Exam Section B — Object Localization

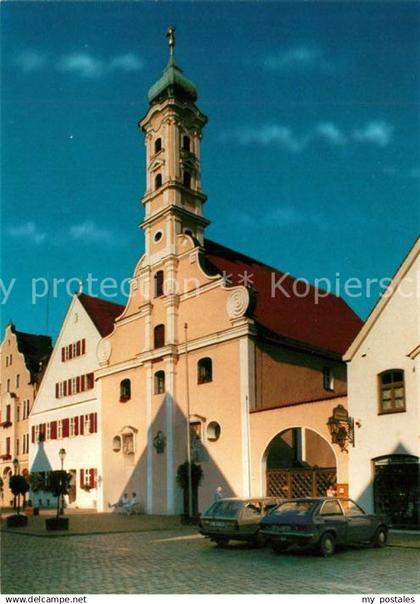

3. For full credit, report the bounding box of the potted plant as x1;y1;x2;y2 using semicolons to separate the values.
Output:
45;470;72;531
7;474;29;527
176;461;203;524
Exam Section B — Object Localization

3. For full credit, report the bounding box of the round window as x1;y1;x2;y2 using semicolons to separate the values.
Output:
153;231;163;243
112;436;122;452
207;421;221;442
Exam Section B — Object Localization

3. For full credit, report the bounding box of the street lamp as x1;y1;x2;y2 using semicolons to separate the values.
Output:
58;448;66;516
59;448;66;468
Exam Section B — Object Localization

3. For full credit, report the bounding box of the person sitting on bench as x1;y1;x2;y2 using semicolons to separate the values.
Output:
123;492;140;515
109;493;129;511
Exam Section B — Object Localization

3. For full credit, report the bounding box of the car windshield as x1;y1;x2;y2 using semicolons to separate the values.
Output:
204;500;243;518
271;501;316;516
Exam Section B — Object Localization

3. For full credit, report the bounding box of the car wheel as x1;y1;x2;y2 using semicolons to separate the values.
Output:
214;537;229;546
272;541;288;554
319;532;335;557
252;531;266;548
372;527;388;548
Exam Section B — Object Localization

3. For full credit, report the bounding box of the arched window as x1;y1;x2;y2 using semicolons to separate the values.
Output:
154;371;165;394
154;138;162;153
155;173;162;190
154;324;165;348
183;171;191;188
112;436;122;452
379;370;405;414
198;357;212;384
207;421;221;442
182;135;191;152
120;379;131;402
154;270;164;297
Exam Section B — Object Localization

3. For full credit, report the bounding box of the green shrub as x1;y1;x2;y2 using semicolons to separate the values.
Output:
176;462;203;489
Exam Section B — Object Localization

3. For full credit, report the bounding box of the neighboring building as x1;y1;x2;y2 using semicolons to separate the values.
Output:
95;30;363;515
0;324;52;506
29;293;123;511
345;239;419;527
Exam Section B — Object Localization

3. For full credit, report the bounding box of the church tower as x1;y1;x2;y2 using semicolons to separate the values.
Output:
139;27;209;263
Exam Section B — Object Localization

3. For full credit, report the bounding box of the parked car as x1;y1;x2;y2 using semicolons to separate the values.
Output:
260;497;389;556
199;497;282;547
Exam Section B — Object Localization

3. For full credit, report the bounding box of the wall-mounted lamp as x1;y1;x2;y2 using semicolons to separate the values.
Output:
327;404;355;452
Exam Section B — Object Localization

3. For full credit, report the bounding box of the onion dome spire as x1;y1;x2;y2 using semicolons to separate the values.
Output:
148;26;198;105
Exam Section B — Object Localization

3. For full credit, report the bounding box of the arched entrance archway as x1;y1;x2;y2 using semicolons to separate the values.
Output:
2;466;12;479
264;427;336;498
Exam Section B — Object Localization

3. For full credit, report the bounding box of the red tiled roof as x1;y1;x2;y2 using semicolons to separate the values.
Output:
78;293;124;337
203;239;363;356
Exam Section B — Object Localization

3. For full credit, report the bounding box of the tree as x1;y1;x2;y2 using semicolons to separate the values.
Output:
49;471;72;518
176;461;203;489
28;472;47;493
9;475;29;515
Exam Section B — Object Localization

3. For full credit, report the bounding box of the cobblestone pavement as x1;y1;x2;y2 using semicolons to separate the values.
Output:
2;529;420;594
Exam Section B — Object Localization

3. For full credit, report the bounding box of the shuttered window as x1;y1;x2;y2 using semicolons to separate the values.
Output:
61;340;87;362
62;418;70;438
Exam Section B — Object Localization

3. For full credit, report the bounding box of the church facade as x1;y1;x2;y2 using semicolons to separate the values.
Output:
95;30;363;515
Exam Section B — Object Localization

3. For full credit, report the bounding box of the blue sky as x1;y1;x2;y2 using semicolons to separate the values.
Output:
1;1;419;341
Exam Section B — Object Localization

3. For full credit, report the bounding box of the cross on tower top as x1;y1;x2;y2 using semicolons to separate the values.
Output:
166;26;176;57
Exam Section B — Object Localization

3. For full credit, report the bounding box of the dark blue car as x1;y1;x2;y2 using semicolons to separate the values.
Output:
260;497;389;556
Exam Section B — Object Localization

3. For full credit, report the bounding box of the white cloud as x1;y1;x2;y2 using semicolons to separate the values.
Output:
223;120;393;152
352;121;393;147
14;49;143;78
109;53;144;72
225;125;306;152
316;122;347;146
56;51;143;78
264;46;327;71
232;206;326;232
263;207;306;226
264;207;326;229
7;222;46;245
56;52;105;78
14;50;47;72
68;220;118;245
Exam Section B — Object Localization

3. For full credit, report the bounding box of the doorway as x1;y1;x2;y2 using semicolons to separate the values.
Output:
373;455;419;527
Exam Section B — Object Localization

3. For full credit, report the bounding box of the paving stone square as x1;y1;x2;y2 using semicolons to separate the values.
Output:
2;527;420;594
